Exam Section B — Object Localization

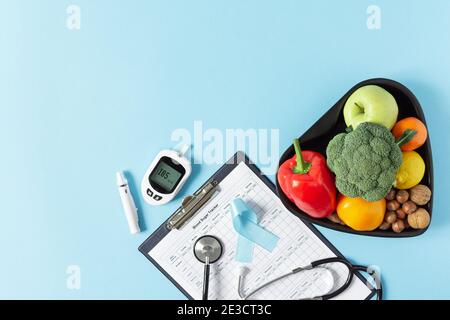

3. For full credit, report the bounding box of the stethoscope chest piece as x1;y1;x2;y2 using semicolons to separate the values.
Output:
194;235;223;300
194;235;223;264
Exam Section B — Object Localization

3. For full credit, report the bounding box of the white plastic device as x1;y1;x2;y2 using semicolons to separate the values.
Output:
141;145;191;205
116;171;140;234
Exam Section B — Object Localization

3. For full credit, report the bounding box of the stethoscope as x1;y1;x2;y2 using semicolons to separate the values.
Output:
237;257;382;300
194;235;382;300
193;235;223;300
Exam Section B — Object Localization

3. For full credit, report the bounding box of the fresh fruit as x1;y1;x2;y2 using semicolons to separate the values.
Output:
336;195;386;231
395;151;425;189
343;85;399;130
392;117;427;151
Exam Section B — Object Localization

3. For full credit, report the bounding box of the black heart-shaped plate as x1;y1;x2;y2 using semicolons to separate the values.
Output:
276;78;433;237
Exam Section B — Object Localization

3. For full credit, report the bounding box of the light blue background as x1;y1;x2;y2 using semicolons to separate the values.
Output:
1;0;449;299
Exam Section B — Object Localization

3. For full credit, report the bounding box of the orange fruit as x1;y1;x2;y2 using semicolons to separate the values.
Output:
392;117;427;151
337;195;386;231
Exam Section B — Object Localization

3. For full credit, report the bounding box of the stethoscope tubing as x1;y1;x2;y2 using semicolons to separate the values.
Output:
239;271;294;300
239;257;382;300
352;265;383;300
202;257;211;300
310;257;354;300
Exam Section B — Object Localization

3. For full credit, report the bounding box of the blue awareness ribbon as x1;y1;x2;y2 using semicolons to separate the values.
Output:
231;198;279;263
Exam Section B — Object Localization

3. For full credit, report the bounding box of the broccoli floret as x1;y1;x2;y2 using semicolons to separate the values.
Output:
326;122;402;202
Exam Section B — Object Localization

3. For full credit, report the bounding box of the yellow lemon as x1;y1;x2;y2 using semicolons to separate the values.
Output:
395;151;425;190
337;195;385;231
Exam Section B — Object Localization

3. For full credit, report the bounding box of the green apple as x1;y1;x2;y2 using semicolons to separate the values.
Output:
343;85;398;130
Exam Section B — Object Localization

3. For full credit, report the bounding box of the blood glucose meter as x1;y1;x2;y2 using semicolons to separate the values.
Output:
141;146;191;205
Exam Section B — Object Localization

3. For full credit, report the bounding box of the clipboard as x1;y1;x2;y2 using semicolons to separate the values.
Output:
139;151;376;300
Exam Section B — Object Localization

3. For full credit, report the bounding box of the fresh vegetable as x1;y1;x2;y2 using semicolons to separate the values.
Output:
343;85;399;130
392;117;427;151
277;139;336;218
326;122;403;202
336;195;385;231
395;151;425;189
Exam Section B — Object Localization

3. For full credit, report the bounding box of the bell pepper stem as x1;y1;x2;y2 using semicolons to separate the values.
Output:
293;139;311;174
396;129;417;147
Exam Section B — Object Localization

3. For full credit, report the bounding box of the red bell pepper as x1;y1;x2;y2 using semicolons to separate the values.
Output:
278;139;336;218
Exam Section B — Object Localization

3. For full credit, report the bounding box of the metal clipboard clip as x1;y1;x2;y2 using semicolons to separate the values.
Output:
166;180;219;230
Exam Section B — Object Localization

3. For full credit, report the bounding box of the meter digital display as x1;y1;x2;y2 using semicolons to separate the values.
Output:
141;148;191;205
149;157;186;194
